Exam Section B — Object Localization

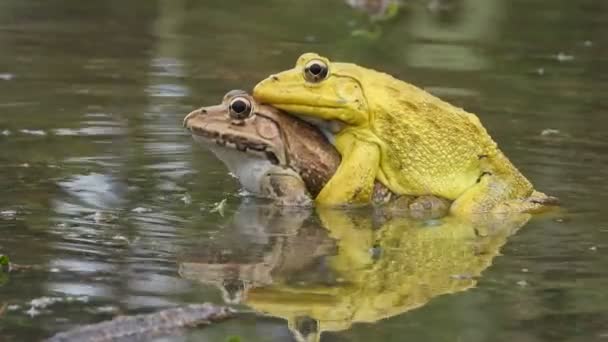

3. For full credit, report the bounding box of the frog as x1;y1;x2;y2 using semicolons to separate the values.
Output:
184;89;451;215
253;52;559;215
184;89;336;207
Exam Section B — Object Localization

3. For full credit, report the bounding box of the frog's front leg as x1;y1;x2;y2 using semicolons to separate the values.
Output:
315;133;380;206
260;170;312;207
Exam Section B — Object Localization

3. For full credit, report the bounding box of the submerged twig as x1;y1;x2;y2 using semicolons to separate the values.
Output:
45;303;236;342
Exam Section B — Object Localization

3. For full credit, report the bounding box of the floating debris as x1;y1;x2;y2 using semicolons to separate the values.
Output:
583;40;593;47
516;280;528;287
112;235;130;243
1;130;10;136
0;210;17;219
20;129;47;136
521;268;529;273
131;207;151;214
26;306;40;317
91;305;119;314
536;67;545;76
304;35;317;43
589;246;597;251
0;73;14;81
540;128;561;136
30;296;64;309
210;199;228;217
180;194;192;205
111;235;139;245
45;303;235;342
539;129;571;141
555;52;574;62
90;211;117;224
23;295;89;318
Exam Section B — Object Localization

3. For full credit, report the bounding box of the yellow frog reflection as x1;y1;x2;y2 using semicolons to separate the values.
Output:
180;203;530;342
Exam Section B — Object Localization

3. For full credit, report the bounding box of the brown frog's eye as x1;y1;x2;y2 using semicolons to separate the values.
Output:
304;59;329;83
229;97;253;119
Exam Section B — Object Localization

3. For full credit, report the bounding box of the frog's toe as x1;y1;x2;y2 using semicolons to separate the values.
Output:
528;190;560;206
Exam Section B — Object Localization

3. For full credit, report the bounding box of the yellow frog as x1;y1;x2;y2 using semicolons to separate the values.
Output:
253;53;558;215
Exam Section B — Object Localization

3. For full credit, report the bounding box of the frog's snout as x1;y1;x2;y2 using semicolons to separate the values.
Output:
183;108;207;128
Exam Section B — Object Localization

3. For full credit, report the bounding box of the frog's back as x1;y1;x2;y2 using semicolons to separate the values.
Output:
360;70;502;199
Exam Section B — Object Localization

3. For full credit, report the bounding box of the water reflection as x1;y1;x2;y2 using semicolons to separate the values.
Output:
180;203;530;341
1;0;607;340
405;0;499;71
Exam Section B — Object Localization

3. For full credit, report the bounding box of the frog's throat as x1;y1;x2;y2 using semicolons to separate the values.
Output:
201;142;282;196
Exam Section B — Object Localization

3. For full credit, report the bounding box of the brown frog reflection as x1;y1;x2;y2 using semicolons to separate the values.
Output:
178;203;338;305
179;202;531;342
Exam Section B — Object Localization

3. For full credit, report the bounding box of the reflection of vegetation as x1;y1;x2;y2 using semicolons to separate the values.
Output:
347;0;404;40
0;254;9;286
0;254;9;272
180;202;531;342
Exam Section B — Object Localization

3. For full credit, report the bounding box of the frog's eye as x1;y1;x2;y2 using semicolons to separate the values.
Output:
304;59;329;83
229;97;253;120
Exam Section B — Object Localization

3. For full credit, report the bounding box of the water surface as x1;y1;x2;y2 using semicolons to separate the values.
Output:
1;0;607;341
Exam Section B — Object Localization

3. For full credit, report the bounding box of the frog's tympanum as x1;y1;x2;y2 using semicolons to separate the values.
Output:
179;202;531;342
253;53;559;215
184;90;451;216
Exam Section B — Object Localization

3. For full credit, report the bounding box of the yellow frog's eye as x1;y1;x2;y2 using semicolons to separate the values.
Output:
304;59;329;83
229;97;253;120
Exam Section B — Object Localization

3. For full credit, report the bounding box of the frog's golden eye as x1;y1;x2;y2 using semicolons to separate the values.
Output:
229;97;253;120
304;59;329;83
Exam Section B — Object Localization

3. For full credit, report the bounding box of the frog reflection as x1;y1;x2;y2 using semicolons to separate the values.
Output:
178;202;338;305
180;203;530;342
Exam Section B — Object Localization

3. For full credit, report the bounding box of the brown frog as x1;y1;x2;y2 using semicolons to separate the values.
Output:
183;90;449;214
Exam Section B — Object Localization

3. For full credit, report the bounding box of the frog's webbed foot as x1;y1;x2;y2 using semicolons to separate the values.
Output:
528;190;560;206
495;190;560;214
260;172;313;207
450;171;559;216
382;195;451;220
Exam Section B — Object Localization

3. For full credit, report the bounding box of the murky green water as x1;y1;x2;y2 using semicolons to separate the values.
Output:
1;0;607;341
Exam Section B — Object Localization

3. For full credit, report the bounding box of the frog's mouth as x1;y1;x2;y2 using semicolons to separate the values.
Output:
187;123;284;166
190;127;285;165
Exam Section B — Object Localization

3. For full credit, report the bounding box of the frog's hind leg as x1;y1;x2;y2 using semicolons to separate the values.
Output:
448;150;561;216
502;190;560;214
449;172;559;216
449;171;512;215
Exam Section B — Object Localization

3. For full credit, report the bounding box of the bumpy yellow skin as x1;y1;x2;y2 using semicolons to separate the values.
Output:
253;53;555;215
